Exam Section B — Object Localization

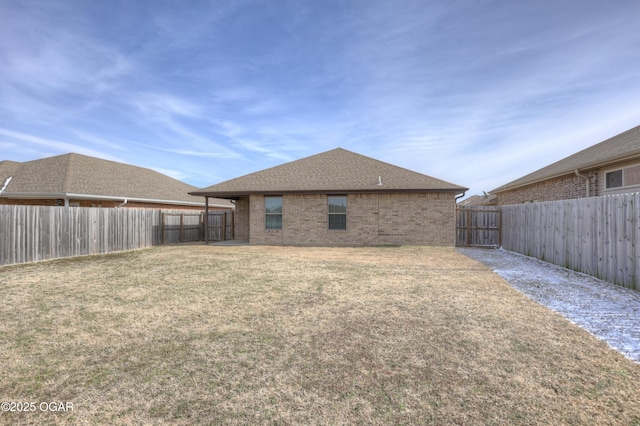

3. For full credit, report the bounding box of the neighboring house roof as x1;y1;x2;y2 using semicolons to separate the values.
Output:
0;153;231;207
492;124;640;193
458;193;497;207
191;148;468;198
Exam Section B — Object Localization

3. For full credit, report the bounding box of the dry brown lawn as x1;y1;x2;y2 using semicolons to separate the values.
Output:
1;245;639;425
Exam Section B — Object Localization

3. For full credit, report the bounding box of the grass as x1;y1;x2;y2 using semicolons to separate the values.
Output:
1;245;639;425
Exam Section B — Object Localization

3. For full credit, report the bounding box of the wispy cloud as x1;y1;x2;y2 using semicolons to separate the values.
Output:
0;5;132;95
0;128;122;161
1;0;639;193
131;92;204;120
0;2;134;126
149;167;191;182
70;130;127;151
127;139;240;159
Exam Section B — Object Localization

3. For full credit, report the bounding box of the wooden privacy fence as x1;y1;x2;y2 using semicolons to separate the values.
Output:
501;193;640;291
456;207;501;248
205;211;234;243
1;206;236;267
0;205;161;266
160;210;233;243
161;212;203;244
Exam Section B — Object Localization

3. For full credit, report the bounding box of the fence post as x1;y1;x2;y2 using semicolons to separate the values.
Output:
204;197;209;244
230;210;235;240
161;212;165;245
179;213;184;243
497;209;502;248
466;209;471;247
221;212;226;241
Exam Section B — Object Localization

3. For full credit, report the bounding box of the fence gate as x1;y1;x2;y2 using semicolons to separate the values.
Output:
161;212;204;244
456;207;502;248
205;210;234;242
161;210;234;244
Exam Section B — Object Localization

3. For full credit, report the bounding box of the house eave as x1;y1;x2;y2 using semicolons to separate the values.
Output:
0;192;219;207
492;152;640;194
191;187;469;199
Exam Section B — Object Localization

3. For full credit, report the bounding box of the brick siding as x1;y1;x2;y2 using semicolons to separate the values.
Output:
242;192;456;246
232;197;250;240
495;172;597;205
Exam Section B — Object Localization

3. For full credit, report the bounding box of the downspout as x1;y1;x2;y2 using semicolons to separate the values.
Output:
455;191;466;202
118;198;128;208
575;170;590;197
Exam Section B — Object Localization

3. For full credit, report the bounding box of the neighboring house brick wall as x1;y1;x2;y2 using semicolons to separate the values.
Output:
0;198;60;206
495;172;595;205
247;192;455;246
122;202;206;210
496;160;640;205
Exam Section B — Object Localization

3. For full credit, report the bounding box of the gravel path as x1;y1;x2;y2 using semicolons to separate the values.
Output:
458;247;640;363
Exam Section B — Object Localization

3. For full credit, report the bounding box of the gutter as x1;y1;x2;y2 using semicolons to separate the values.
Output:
493;151;640;193
190;187;470;199
0;192;226;208
574;170;591;197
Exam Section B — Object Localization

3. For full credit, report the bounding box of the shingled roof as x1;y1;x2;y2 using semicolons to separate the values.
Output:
0;153;230;207
191;148;467;198
492;124;640;193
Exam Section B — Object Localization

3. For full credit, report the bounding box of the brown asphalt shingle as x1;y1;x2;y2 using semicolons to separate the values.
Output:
492;124;640;192
191;148;467;197
0;153;230;206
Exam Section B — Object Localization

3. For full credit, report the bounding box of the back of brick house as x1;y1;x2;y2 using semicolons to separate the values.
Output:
192;148;468;246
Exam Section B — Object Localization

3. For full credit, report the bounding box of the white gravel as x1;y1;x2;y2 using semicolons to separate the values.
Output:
458;247;640;363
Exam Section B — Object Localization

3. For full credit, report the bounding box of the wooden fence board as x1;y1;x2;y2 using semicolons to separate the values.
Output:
502;193;639;290
0;206;173;267
456;207;501;247
630;193;640;290
161;212;203;244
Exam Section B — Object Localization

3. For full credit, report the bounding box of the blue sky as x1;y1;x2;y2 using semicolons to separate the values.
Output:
1;0;639;199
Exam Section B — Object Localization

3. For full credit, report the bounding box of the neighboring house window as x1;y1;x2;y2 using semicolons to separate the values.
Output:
606;170;623;189
607;165;640;190
625;165;640;187
328;195;347;230
265;196;282;230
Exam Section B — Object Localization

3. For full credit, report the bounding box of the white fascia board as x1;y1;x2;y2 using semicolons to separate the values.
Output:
0;192;225;207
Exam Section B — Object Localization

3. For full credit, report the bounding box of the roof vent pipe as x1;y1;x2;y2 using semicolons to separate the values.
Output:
0;176;12;194
575;170;591;197
376;176;382;186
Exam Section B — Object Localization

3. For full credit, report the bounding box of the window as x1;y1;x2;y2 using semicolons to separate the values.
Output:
625;165;640;187
606;170;623;189
328;195;347;230
265;196;282;230
606;165;640;190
